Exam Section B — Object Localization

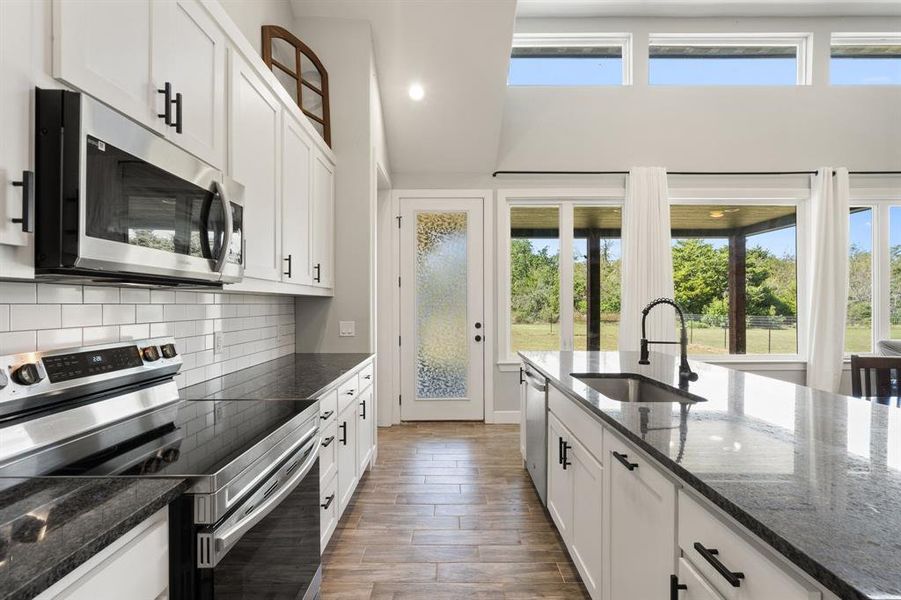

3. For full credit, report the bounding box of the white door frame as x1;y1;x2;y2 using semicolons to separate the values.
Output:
389;189;494;423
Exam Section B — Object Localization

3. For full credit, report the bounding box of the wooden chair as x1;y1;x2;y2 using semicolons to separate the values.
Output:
849;355;901;398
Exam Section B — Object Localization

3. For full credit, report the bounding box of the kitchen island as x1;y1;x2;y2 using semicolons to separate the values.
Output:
520;350;901;600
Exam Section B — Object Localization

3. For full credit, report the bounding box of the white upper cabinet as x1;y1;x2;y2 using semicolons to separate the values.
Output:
0;0;37;249
53;0;226;168
311;150;335;288
53;0;158;131
152;0;227;168
228;50;282;282
281;111;314;285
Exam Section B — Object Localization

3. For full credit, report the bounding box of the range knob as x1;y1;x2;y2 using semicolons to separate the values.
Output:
160;343;178;359
13;362;45;386
141;346;160;362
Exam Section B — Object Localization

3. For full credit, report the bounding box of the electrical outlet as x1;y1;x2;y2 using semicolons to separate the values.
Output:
214;332;224;355
339;321;356;337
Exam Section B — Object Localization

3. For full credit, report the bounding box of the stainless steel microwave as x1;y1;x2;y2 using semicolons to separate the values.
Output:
34;89;244;286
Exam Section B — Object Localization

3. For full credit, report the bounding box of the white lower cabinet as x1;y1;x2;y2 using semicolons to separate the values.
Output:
319;418;338;484
320;474;338;552
336;397;358;517
356;386;374;474
678;491;821;600
546;412;574;540
36;508;168;600
675;557;727;600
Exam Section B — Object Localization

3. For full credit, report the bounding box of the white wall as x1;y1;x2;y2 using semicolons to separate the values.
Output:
292;18;385;354
217;0;297;57
500;16;901;171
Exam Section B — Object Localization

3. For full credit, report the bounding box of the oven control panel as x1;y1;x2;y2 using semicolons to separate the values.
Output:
42;346;144;383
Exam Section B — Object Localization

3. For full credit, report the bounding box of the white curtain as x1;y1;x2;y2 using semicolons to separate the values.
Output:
619;167;676;352
805;167;850;392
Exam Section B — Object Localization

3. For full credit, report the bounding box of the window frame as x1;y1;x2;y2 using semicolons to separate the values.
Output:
647;32;813;86
846;204;877;356
498;187;625;365
830;32;901;86
509;33;633;86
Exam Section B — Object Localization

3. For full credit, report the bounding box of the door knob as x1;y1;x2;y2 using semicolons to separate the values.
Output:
475;335;482;342
474;322;482;329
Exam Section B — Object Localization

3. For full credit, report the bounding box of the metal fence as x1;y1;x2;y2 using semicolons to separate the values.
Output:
684;314;799;353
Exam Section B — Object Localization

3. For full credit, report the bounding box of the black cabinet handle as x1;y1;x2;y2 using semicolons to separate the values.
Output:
693;542;745;587
363;374;372;380
283;254;292;277
670;575;687;600
320;410;334;420
172;92;183;133
313;263;321;283
558;436;564;465
345;389;355;396
360;399;366;420
157;82;172;125
612;451;638;471
321;494;335;509
321;435;335;447
339;421;347;445
10;171;34;233
519;367;524;385
562;440;572;470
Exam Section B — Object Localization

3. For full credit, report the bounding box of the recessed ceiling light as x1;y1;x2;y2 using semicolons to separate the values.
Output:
408;82;425;101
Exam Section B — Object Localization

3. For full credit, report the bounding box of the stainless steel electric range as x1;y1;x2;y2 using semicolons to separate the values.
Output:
0;339;322;600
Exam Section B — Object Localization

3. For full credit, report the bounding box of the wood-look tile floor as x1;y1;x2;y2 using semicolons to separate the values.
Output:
321;422;590;599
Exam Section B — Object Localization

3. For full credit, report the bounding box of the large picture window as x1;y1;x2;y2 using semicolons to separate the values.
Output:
846;208;873;353
670;204;798;355
573;207;622;350
510;206;560;353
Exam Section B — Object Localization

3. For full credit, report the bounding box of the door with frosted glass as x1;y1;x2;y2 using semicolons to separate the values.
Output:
399;198;484;421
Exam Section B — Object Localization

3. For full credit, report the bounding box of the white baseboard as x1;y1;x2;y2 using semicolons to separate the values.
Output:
492;410;520;424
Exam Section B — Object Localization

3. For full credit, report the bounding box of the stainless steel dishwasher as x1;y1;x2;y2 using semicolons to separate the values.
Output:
523;364;549;506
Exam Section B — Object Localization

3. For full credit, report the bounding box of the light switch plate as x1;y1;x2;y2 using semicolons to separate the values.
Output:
339;321;356;337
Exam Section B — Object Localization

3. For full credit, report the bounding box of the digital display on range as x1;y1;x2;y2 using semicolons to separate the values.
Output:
42;347;143;383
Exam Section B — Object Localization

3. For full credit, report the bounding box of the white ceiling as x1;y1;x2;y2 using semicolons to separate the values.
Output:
517;0;901;18
290;0;517;175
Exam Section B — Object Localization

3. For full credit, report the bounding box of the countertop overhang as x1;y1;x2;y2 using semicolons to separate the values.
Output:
519;350;901;600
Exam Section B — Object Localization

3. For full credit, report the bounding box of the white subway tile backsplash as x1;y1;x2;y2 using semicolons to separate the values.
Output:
84;286;119;304
37;328;83;351
1;282;36;303
0;331;36;353
10;304;61;330
0;285;295;388
37;284;83;304
120;288;150;304
61;304;103;328
83;326;120;345
103;304;135;325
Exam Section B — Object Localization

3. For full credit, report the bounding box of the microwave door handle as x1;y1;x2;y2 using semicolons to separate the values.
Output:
202;436;317;568
212;180;233;275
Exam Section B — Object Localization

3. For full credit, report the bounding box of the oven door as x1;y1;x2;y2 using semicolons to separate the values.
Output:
76;94;244;284
197;434;321;599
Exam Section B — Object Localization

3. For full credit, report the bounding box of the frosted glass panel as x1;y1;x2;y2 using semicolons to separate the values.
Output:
415;212;468;399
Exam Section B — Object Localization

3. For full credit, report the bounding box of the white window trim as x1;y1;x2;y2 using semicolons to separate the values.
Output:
497;188;625;365
511;32;633;85
648;32;813;85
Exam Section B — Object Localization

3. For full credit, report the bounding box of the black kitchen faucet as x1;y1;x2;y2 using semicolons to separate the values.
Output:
639;297;699;389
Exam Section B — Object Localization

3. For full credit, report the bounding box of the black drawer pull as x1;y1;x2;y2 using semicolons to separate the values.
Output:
339;422;347;445
670;575;687;600
612;451;638;471
321;494;335;509
363;374;372;380
345;389;355;396
558;436;564;465
11;171;34;233
157;82;172;124
694;542;745;587
360;399;366;419
320;410;334;420
321;435;335;447
283;254;292;277
172;91;183;133
313;263;321;283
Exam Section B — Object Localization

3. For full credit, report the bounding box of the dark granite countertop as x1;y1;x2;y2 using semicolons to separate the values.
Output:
180;352;374;402
0;477;185;600
520;350;901;600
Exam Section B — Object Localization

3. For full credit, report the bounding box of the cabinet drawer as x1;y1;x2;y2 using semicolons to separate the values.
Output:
320;473;338;552
548;384;604;464
320;419;338;484
358;361;374;391
337;377;359;414
678;491;820;600
319;389;338;424
677;557;726;600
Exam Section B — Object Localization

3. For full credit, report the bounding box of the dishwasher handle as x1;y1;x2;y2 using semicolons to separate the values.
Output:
524;370;547;392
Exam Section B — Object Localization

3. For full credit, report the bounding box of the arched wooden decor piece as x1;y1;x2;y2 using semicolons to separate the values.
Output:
262;25;331;147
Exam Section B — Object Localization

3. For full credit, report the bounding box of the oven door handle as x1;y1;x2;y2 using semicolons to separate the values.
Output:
200;436;318;568
212;179;233;275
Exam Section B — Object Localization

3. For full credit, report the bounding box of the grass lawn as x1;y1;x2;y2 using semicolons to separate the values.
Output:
512;322;890;356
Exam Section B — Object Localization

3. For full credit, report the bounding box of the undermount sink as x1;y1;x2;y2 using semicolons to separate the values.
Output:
574;375;705;404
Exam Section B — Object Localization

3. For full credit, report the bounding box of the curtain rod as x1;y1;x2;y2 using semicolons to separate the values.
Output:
836;170;901;176
491;169;818;177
